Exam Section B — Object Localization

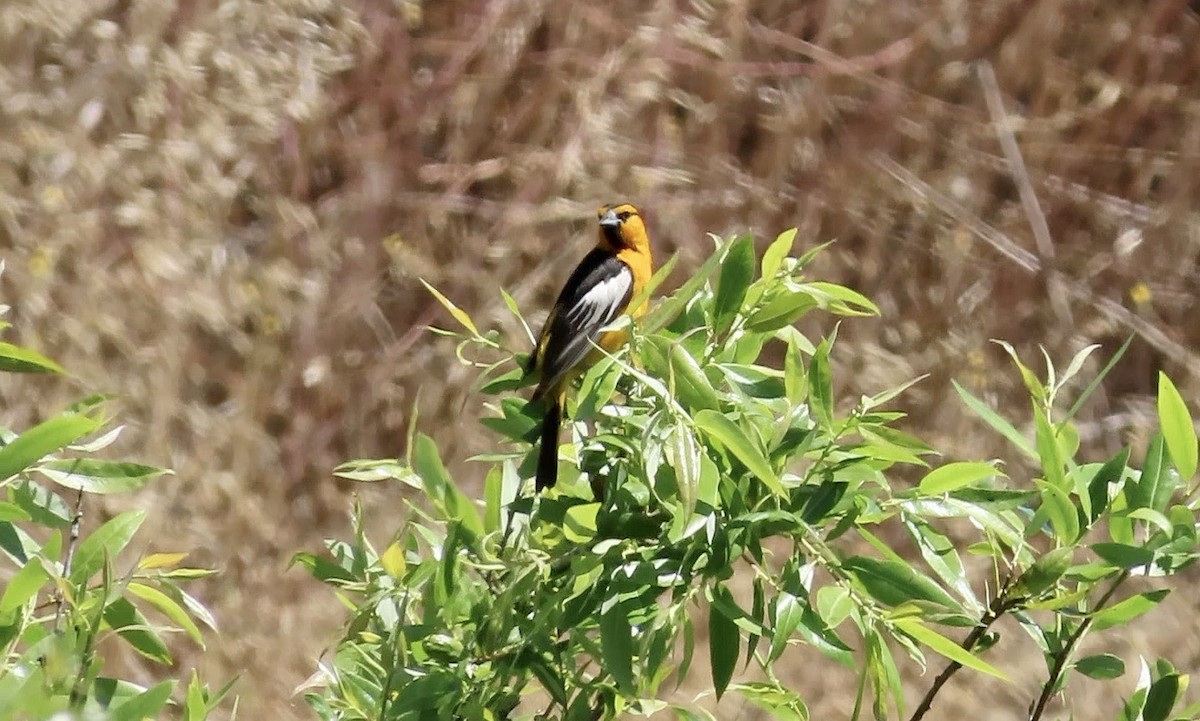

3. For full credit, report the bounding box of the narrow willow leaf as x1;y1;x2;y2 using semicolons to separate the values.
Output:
694;410;783;496
1091;590;1170;631
109;681;175;721
1034;481;1080;544
709;592;740;699
952;381;1036;459
713;234;756;335
71;510;147;585
841;556;961;612
419;279;479;336
0;556;49;613
732;681;809;721
808;337;833;429
1075;653;1125;680
1131;434;1175;513
893;617;1010;681
770;592;804;661
918;462;1001;495
0;414;101;480
761;228;797;278
599;606;634;693
1157;372;1197;480
126;582;205;646
1087;448;1129;523
37;459;169;495
0;341;66;374
669;342;720;412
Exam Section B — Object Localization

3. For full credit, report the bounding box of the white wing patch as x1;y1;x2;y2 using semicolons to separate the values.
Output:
565;267;632;330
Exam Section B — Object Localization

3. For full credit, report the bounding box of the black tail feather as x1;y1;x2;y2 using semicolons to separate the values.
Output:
536;397;562;491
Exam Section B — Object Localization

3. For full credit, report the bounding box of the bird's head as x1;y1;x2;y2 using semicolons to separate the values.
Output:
597;202;650;253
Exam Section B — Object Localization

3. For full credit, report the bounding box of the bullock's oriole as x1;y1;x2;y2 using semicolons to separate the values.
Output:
526;202;655;491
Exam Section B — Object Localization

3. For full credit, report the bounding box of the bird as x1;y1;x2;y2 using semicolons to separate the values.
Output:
525;202;655;491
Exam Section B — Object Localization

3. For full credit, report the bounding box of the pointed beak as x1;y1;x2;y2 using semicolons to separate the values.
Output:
598;209;621;228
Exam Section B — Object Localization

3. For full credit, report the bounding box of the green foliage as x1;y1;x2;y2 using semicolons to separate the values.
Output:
0;284;231;719
303;233;1200;720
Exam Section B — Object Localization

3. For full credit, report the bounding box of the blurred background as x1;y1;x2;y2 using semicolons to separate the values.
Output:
1;0;1197;717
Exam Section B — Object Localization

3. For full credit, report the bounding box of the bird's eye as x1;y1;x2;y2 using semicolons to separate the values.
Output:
618;211;631;221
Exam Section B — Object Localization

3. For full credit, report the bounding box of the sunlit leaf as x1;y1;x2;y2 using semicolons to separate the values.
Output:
1157;372;1197;481
892;617;1010;681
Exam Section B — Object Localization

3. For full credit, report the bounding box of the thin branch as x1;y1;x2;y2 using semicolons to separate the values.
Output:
1027;569;1132;721
909;576;1018;721
53;488;85;633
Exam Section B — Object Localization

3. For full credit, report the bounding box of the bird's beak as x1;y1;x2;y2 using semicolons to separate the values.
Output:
598;209;621;228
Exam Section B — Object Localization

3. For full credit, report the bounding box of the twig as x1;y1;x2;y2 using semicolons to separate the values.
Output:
1027;569;1132;721
976;61;1074;327
53;488;85;633
909;577;1018;721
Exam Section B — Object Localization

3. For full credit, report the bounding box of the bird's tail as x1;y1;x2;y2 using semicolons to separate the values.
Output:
536;394;563;491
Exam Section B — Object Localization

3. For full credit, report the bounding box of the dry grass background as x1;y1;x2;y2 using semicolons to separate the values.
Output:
1;0;1198;717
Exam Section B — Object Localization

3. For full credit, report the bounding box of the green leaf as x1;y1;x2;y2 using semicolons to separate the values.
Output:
713;234;755;334
71;510;147;585
1033;406;1067;493
563;503;599;543
0;557;49;614
1064;335;1132;424
1014;547;1073;596
126;582;204;646
708;590;740;699
808;337;833;429
1034;480;1079;543
0;502;31;523
419;279;479;337
1091;542;1155;569
36;459;169;495
110;680;175;721
994;340;1046;403
412;433;482;537
599;605;634;693
1131;434;1176;513
1075;653;1125;680
800;281;879;316
952;381;1036;459
892;617;1010;681
665;423;701;515
841;556;960;611
770;592;804;662
641;242;724;334
1143;672;1181;721
484;466;502;534
694;410;783;496
669;342;720;412
1087;448;1129;523
0;414;101;480
732;681;809;721
1091;589;1170;631
918;462;1001;495
744;292;817;333
104;596;172;664
760;228;797;278
1157;372;1197;480
0;341;66;374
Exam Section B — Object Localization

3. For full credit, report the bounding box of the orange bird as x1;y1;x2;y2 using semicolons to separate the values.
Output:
525;202;655;490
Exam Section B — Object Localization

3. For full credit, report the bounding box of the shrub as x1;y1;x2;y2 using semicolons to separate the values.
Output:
0;265;231;720
300;234;1199;720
